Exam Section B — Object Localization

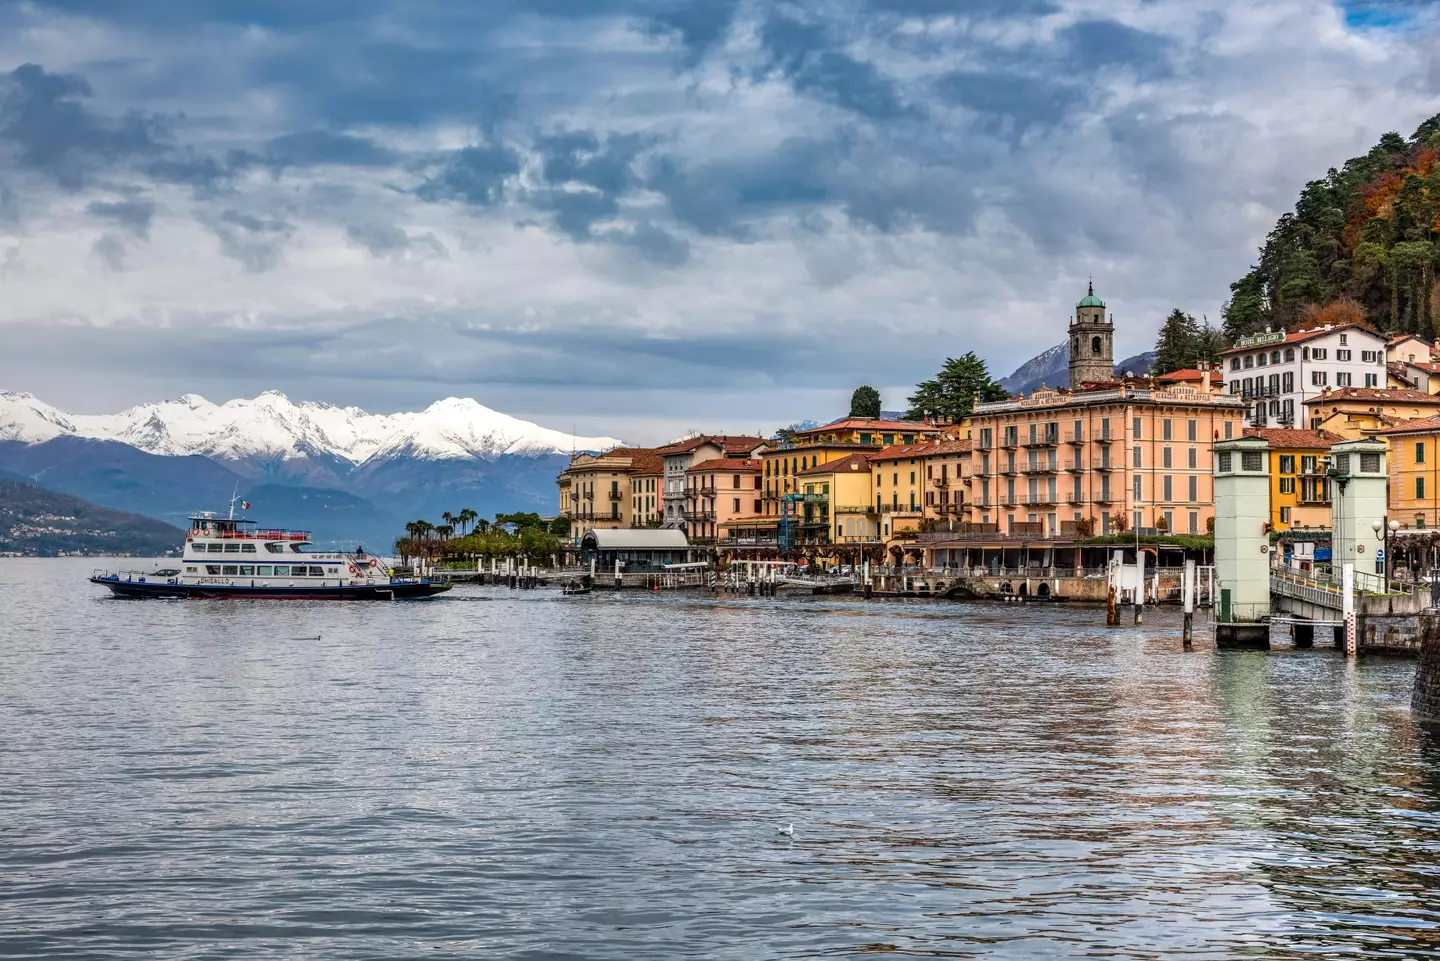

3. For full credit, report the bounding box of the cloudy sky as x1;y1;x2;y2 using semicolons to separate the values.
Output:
0;0;1437;444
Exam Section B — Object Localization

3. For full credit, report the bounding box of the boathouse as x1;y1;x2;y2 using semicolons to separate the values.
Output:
580;529;691;573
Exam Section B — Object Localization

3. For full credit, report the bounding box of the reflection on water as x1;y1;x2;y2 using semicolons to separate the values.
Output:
1;558;1438;959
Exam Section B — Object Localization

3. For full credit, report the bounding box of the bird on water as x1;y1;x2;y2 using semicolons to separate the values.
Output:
777;823;793;836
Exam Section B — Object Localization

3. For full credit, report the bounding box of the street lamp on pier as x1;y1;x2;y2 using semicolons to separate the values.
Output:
1372;518;1400;584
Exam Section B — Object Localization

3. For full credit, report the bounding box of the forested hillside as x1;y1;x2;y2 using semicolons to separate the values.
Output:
1224;113;1440;340
0;476;184;556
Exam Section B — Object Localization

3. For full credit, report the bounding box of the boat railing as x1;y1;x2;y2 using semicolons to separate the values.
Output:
91;568;182;585
190;529;311;540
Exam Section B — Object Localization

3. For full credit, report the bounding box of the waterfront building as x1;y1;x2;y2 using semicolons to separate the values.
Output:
918;440;973;523
683;457;763;543
1304;387;1440;439
868;444;931;548
1221;324;1387;429
558;446;667;531
795;452;877;550
661;435;766;531
1243;427;1342;531
579;528;691;573
1155;366;1225;396
1069;282;1114;388
965;382;1245;536
1379;414;1440;529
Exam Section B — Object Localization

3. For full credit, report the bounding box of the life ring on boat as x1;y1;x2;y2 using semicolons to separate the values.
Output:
368;558;379;568
349;564;360;575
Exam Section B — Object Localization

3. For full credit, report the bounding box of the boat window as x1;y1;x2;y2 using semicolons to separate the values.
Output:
291;545;305;552
257;566;273;576
186;567;197;573
206;565;222;575
241;544;256;553
238;566;254;576
265;543;286;553
308;566;325;577
208;544;224;553
222;565;238;575
223;543;240;553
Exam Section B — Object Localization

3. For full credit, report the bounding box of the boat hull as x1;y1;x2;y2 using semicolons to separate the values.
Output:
90;577;452;600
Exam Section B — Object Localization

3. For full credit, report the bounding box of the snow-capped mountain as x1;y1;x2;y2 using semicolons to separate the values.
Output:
0;390;622;468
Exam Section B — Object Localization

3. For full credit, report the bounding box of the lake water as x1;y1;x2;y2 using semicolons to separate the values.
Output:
3;558;1439;959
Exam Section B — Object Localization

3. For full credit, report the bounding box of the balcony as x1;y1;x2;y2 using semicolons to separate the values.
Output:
878;504;924;515
1093;462;1114;472
932;476;950;488
1064;432;1084;445
1024;432;1060;448
1064;461;1084;472
1027;463;1058;474
1000;435;1020;449
834;504;877;515
1094;432;1115;444
1022;497;1057;507
608;490;623;501
682;510;716;522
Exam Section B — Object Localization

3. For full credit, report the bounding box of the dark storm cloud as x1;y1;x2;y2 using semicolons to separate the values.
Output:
0;63;166;189
416;144;523;208
262;131;398;168
642;0;741;65
210;209;295;271
933;70;1085;136
1057;20;1175;80
865;0;1061;18
86;198;155;238
758;13;913;120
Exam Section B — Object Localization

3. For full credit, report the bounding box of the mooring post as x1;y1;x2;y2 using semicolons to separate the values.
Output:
1133;550;1145;625
1343;562;1356;657
1107;585;1119;627
1182;558;1195;649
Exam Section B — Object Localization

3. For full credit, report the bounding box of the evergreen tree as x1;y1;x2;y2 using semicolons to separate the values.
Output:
849;385;881;418
1153;309;1201;374
905;353;1009;422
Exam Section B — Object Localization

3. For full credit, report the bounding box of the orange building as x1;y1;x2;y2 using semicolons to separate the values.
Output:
557;446;666;531
683;458;763;543
1380;414;1440;529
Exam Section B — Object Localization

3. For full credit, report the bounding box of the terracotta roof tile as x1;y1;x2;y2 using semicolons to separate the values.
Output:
1242;427;1344;449
797;452;871;475
795;418;936;435
1378;414;1440;435
1301;386;1440;405
686;458;762;473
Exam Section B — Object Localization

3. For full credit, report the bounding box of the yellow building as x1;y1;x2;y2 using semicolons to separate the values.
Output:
557;446;665;531
919;440;973;523
869;444;930;551
1244;428;1342;531
1380;415;1440;529
796;452;877;550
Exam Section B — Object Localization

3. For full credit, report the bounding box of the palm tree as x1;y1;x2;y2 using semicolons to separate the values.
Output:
442;511;456;532
458;508;478;536
436;524;454;543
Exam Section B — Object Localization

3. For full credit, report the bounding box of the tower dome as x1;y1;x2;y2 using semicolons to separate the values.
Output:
1077;281;1106;309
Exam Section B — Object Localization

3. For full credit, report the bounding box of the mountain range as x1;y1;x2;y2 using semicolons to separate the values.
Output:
998;345;1159;397
0;391;621;547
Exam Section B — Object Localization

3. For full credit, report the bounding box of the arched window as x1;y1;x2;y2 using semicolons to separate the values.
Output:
1073;337;1081;352
1092;336;1102;354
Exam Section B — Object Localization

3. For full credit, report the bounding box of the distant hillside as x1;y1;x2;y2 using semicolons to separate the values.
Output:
0;477;184;556
1224;112;1440;339
999;346;1158;396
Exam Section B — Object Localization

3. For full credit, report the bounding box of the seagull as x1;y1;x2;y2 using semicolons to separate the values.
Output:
777;823;793;836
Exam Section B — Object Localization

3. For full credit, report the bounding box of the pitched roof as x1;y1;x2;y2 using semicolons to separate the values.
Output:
1243;427;1344;450
663;434;765;455
1301;387;1440;406
1389;334;1432;347
1378;414;1440;435
795;418;935;435
868;439;972;462
797;452;871;475
1221;323;1381;354
687;457;761;473
1156;368;1222;384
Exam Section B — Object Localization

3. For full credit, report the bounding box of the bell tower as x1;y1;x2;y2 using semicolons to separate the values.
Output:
1069;281;1115;389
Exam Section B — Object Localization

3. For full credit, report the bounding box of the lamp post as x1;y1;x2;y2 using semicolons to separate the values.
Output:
1372;517;1400;585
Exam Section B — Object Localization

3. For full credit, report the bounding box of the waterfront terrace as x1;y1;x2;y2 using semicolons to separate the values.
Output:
967;383;1245;537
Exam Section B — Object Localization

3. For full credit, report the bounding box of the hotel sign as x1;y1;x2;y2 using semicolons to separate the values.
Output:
1233;330;1287;348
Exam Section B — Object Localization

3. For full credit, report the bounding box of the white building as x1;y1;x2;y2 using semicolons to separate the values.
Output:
1221;324;1387;429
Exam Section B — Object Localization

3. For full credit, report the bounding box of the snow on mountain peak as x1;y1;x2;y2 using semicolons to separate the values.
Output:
0;389;624;465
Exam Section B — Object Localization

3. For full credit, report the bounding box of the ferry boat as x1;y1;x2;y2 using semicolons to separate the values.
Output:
90;509;451;600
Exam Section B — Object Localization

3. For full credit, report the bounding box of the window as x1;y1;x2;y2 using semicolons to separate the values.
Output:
1163;419;1172;440
1133;445;1142;467
1243;376;1253;396
1187;420;1197;441
1133;417;1142;439
1224;422;1233;439
1340;333;1348;345
1285;348;1295;362
1361;350;1380;363
1282;372;1294;393
1312;348;1328;360
186;567;196;573
909;471;916;484
1257;352;1268;367
241;544;256;553
222;565;238;575
1188;447;1197;469
1280;506;1292;523
1365;373;1379;388
1092;335;1102;353
1312;370;1328;386
206;565;222;575
308;566;325;577
1420;477;1428;499
1134;475;1142;499
1189;511;1198;533
1188;475;1197;501
1230;380;1241;395
1279;477;1296;494
1269;373;1280;394
1276;454;1293;473
1337;349;1352;361
224;543;240;553
1230;357;1241;371
1244;355;1254;369
257;566;273;576
1336;372;1352;387
1419;443;1427;465
1272;350;1282;364
207;543;224;553
1360;452;1381;473
1162;447;1172;468
1242;451;1263;472
238;565;254;575
754;499;761;513
1163;475;1172;501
